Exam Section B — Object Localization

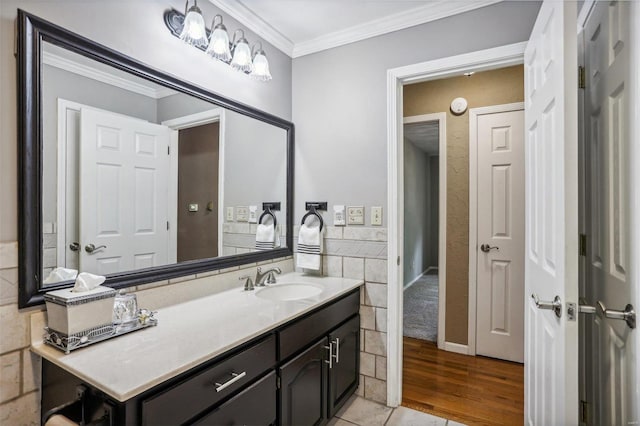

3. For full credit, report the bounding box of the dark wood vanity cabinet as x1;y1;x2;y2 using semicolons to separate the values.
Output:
279;314;360;426
41;288;361;426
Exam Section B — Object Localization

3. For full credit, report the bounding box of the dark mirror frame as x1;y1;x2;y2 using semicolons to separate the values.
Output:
17;10;294;308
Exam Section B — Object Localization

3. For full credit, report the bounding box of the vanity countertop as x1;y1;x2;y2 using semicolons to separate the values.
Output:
31;273;363;402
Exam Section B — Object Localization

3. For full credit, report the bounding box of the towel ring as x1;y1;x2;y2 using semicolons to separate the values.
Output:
259;207;277;227
301;206;324;231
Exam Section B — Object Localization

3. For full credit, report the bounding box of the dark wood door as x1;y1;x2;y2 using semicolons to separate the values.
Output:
279;338;329;426
193;371;276;426
328;315;360;417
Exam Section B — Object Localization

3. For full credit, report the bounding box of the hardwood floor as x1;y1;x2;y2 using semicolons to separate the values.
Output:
402;337;524;426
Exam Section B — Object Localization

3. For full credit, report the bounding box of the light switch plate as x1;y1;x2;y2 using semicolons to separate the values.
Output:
226;207;234;221
248;206;258;223
333;205;346;226
347;206;364;225
188;203;199;212
236;206;249;222
371;206;382;226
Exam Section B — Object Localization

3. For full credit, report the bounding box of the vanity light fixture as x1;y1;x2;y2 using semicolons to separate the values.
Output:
205;15;232;62
251;42;272;82
230;29;253;73
179;0;208;48
165;7;272;81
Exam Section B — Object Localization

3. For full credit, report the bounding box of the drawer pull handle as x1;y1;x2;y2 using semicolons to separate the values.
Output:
214;371;247;392
324;342;333;369
332;338;340;363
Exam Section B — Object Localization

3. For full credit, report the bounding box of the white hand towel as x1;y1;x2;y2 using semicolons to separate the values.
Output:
256;223;276;250
296;223;323;270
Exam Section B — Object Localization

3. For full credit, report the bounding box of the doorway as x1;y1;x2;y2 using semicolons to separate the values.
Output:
402;113;446;349
397;66;526;424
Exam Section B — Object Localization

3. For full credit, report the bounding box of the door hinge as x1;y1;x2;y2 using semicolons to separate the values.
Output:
167;221;170;230
276;376;281;389
167;146;170;155
397;256;400;266
580;400;589;423
578;66;586;89
579;233;587;257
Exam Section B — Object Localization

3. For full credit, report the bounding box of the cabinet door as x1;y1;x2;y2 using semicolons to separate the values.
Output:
279;338;329;426
193;371;276;426
328;315;360;417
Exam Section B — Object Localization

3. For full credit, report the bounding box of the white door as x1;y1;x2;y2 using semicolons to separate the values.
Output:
584;1;638;424
80;108;171;275
524;1;579;425
475;108;525;363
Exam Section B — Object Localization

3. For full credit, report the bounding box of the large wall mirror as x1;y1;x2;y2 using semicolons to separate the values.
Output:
18;10;294;307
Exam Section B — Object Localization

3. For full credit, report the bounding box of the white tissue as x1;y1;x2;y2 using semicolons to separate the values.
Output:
72;272;106;292
43;267;78;284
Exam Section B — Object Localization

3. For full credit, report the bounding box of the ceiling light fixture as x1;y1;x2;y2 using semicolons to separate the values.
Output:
464;71;475;77
165;7;272;82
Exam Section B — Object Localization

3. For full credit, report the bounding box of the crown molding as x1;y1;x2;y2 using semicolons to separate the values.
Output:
43;51;177;99
208;0;295;56
292;0;503;58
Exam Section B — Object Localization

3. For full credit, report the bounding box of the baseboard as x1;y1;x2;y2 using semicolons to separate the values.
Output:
443;341;469;355
402;268;431;290
425;266;438;274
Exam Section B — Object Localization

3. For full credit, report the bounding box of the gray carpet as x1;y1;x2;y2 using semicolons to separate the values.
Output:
403;273;439;342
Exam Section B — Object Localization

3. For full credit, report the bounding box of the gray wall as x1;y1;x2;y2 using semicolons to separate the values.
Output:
403;139;433;285
0;0;292;243
291;1;541;226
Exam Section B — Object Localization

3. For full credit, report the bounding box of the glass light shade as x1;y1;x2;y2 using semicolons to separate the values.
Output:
231;40;253;73
206;27;232;62
251;52;272;81
179;6;208;48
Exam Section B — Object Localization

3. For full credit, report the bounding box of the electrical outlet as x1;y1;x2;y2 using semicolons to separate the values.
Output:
371;206;382;226
347;206;364;225
248;205;258;223
333;205;346;226
226;207;234;221
236;206;249;222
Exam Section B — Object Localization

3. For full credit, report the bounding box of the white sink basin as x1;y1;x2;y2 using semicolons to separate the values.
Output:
255;283;322;301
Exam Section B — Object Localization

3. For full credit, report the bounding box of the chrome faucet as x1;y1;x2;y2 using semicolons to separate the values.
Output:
239;275;255;291
255;267;282;286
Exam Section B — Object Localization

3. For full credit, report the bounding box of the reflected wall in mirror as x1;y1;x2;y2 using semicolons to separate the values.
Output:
18;10;293;307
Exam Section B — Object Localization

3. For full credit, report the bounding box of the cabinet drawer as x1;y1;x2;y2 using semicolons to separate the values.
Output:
193;371;276;426
279;289;359;360
142;334;276;426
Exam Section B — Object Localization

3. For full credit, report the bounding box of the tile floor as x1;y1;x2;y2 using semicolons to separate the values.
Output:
330;395;467;426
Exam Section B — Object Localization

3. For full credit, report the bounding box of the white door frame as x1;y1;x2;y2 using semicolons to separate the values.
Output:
467;102;524;357
161;108;226;258
386;41;526;407
403;113;447;351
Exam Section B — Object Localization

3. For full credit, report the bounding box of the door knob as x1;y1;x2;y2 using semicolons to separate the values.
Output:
578;297;596;314
69;242;80;252
480;244;499;253
597;301;636;329
531;293;562;318
85;244;107;254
